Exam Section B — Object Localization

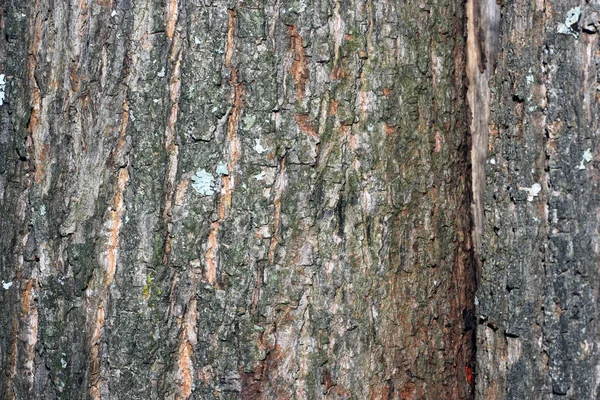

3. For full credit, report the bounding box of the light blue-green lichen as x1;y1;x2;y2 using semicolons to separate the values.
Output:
558;7;581;38
191;169;216;195
216;161;229;175
40;204;46;216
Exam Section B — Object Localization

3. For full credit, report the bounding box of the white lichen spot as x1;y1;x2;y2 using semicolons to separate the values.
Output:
489;158;496;165
157;68;166;78
558;7;581;38
61;358;67;369
0;74;6;106
526;72;534;85
111;10;117;17
194;37;201;45
253;138;267;154
254;171;266;181
216;161;229;175
191;169;216;195
40;204;46;216
531;183;542;197
125;215;130;224
153;99;160;104
521;183;542;202
579;148;593;170
2;280;12;290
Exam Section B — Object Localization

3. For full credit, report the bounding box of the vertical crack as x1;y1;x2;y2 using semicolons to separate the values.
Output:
466;0;500;396
466;0;500;272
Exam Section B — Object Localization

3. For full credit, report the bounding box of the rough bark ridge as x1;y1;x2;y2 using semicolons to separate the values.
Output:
0;0;474;399
475;1;600;399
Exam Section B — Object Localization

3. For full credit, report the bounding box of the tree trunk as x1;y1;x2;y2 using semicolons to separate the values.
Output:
474;1;600;399
1;0;474;398
1;0;598;399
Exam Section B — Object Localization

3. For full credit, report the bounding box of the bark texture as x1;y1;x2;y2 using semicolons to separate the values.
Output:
475;1;600;399
0;0;474;399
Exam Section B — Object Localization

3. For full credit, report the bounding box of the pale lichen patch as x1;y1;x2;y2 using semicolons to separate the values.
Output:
191;169;216;195
557;7;581;38
254;138;267;154
216;161;229;175
519;183;542;202
578;148;593;170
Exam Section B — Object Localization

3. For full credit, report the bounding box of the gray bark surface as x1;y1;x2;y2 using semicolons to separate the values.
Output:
474;1;600;399
1;0;474;399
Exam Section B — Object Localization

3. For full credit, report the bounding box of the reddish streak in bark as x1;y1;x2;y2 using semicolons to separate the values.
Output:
288;25;309;101
465;365;474;386
225;9;236;68
165;0;179;39
205;223;219;284
176;299;197;400
294;114;318;137
205;9;243;287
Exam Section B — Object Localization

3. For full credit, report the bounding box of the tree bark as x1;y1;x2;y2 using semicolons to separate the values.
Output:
474;1;600;399
1;0;475;399
4;0;600;399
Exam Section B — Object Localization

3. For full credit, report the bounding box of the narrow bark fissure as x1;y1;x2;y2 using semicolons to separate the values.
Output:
466;0;500;273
